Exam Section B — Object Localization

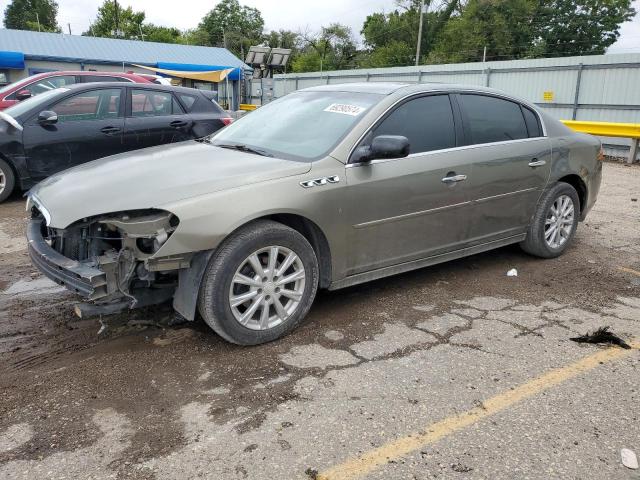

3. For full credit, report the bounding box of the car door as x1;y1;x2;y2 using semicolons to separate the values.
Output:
124;88;194;150
455;93;552;245
344;93;474;276
22;87;125;180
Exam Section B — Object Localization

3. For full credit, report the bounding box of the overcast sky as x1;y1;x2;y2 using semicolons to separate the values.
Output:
1;0;638;53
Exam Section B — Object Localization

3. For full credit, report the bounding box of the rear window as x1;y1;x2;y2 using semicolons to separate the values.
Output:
186;91;225;114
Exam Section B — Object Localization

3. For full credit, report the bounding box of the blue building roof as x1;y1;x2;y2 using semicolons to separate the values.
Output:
0;28;249;71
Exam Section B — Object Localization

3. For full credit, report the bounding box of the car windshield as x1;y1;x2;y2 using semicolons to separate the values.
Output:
208;91;384;161
3;88;69;120
0;73;44;95
0;73;35;94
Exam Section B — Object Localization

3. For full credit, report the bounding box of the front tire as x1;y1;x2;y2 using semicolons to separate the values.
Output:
0;158;16;203
198;220;319;345
520;182;580;258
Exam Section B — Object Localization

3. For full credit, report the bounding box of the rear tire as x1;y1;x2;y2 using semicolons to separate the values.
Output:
198;220;319;345
520;182;580;258
0;158;16;203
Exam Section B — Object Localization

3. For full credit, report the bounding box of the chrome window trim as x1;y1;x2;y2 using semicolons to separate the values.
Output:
346;136;547;169
345;88;548;167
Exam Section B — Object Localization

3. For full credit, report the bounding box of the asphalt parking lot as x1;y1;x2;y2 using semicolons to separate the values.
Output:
0;161;639;480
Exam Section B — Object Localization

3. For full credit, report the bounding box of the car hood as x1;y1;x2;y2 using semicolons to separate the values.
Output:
30;140;311;228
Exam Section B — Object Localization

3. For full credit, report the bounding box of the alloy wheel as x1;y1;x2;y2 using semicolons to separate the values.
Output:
229;246;306;330
0;169;5;195
544;194;575;249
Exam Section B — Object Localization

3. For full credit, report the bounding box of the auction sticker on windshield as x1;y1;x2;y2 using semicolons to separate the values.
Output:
324;103;366;116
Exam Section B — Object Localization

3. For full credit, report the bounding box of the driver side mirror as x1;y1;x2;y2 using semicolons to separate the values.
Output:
16;89;32;101
351;135;410;164
37;110;58;126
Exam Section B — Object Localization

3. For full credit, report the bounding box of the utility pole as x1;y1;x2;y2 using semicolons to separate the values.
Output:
415;0;425;66
35;12;41;32
222;22;227;49
114;0;120;37
68;23;72;35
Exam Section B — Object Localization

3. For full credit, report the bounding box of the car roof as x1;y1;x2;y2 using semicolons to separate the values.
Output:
61;82;202;95
301;82;408;95
301;81;518;98
21;71;143;78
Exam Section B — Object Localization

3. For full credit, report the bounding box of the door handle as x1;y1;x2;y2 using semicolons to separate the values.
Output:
528;159;546;167
170;120;188;128
100;126;121;135
441;174;467;184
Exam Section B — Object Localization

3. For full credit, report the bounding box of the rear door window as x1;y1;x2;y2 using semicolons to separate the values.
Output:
460;94;528;144
372;94;456;154
131;89;184;116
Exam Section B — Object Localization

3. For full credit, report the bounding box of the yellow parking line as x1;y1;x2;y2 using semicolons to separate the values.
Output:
318;342;639;480
618;266;640;277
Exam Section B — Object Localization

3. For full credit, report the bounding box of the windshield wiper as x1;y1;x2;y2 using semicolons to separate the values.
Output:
214;143;273;157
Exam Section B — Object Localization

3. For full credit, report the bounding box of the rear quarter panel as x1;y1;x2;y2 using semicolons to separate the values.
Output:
543;113;602;219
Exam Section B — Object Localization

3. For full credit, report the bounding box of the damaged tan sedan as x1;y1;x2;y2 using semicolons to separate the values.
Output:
26;83;602;345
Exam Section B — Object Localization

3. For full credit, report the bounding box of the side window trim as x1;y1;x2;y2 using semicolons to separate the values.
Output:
520;104;543;138
349;92;458;163
448;93;466;147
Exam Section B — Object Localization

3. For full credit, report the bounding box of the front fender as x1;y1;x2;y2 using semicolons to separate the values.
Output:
153;157;348;281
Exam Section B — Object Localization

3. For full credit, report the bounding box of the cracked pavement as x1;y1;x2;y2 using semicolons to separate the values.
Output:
1;162;639;480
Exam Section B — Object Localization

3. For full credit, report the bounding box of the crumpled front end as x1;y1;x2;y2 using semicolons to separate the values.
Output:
27;205;189;311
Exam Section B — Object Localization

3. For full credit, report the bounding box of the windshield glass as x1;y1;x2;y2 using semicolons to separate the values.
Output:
0;73;42;95
209;91;384;161
3;88;69;120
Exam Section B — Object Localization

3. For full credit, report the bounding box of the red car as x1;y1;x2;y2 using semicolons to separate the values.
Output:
0;71;152;110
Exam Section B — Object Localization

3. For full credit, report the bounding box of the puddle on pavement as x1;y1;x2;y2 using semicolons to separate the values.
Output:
1;277;66;297
0;221;26;254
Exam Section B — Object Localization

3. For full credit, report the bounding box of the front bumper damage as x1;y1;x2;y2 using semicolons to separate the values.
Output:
27;219;109;299
26;209;205;319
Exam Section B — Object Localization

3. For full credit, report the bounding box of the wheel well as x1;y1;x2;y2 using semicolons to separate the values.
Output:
264;214;332;289
557;174;586;214
0;153;17;180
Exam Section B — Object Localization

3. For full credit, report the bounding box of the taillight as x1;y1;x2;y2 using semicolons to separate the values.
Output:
221;117;233;126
